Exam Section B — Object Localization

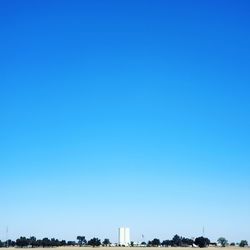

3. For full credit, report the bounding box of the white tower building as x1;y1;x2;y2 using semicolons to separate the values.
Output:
118;227;130;246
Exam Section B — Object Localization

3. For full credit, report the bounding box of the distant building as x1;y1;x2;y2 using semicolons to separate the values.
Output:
118;227;130;246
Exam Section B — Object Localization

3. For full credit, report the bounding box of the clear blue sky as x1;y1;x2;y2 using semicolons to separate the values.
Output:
0;0;250;244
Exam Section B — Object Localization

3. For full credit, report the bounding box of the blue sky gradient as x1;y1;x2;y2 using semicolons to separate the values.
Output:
0;0;250;243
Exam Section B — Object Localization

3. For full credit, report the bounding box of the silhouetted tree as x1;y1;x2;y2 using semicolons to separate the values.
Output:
77;236;87;246
149;239;161;247
218;238;228;247
67;241;76;246
239;240;248;247
162;240;172;247
182;237;194;246
88;238;101;247
6;240;15;247
42;238;51;248
36;239;42;247
51;238;61;247
60;240;67;246
16;237;29;248
102;239;111;246
29;237;37;248
172;235;182;246
195;237;210;248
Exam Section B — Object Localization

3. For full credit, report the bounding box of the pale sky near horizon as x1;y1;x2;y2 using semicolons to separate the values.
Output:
0;0;250;244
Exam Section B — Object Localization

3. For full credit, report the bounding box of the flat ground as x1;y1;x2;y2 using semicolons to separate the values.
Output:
1;247;245;250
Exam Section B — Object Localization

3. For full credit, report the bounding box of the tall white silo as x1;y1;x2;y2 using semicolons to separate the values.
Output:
118;227;130;246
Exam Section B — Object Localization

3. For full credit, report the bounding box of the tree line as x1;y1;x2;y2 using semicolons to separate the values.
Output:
0;236;106;248
0;235;248;248
144;235;248;248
